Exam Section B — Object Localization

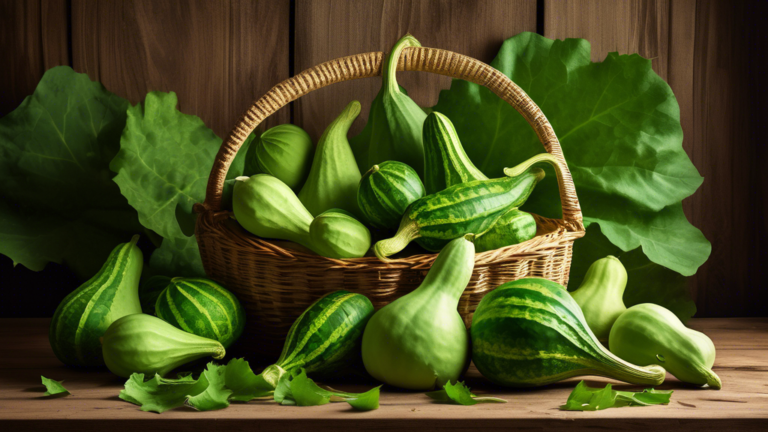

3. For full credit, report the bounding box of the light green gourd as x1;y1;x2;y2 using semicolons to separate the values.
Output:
610;303;722;389
102;314;225;378
299;100;363;217
49;235;143;367
252;124;314;190
569;256;628;343
362;235;474;390
309;209;371;259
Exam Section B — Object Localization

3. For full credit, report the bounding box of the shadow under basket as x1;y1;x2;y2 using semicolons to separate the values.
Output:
194;45;586;361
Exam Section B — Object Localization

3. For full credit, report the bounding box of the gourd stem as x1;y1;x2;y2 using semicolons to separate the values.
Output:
700;367;723;390
504;153;560;186
383;34;422;94
374;220;420;261
600;348;666;385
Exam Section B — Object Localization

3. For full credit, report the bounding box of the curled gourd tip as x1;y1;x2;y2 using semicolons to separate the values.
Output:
235;176;249;182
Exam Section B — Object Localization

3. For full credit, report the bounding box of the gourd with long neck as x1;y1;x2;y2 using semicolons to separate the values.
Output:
569;256;628;343
362;235;474;390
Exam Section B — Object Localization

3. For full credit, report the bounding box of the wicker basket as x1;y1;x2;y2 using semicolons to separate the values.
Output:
194;46;585;359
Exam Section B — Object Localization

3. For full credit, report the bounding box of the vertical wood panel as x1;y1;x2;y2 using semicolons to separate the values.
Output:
72;0;290;138
0;0;68;117
294;0;537;141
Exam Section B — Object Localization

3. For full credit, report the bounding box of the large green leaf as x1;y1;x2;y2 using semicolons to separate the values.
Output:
433;32;710;276
148;235;206;278
0;66;140;277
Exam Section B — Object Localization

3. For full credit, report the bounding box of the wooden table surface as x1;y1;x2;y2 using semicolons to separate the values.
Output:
1;318;766;431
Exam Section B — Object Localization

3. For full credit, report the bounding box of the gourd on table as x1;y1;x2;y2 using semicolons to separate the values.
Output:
357;160;425;230
471;278;666;387
49;235;143;367
569;256;628;343
610;303;722;389
362;235;475;390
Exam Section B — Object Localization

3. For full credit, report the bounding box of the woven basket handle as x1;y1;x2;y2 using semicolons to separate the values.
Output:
199;47;584;229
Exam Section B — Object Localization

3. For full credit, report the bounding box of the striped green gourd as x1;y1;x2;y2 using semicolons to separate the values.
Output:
422;111;488;194
259;290;374;389
154;277;246;349
474;209;537;252
471;278;666;387
357;160;425;230
374;168;544;260
49;235;143;367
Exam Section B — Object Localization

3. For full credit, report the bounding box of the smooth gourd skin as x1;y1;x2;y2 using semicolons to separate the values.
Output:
471;278;666;387
357;161;425;230
423;111;487;194
254;124;314;190
154;277;246;348
350;34;427;178
474;209;536;252
609;303;722;389
569;256;627;343
309;209;371;259
362;236;474;390
49;235;143;367
233;174;314;250
299;100;363;217
102;314;225;378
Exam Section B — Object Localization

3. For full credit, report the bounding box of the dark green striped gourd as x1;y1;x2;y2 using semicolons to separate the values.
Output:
49;235;143;367
374;168;544;259
423;111;487;194
357;161;425;230
474;209;537;252
260;291;374;388
471;278;666;387
155;277;245;349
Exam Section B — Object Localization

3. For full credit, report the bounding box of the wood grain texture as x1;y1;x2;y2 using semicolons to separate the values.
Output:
71;0;290;138
0;0;68;117
294;0;537;141
1;318;766;430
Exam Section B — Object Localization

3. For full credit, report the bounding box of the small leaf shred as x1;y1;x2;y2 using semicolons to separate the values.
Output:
41;376;70;397
560;381;673;411
426;382;507;405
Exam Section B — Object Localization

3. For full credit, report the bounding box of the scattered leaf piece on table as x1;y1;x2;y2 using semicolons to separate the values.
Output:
560;381;673;411
426;381;507;405
41;376;70;397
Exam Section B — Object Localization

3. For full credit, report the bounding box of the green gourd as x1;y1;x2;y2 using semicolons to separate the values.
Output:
49;235;143;367
357;161;425;230
259;291;375;389
471;278;666;387
154;278;246;348
299;101;363;217
350;34;427;178
102;314;225;378
423;111;487;194
362;235;474;390
309;209;371;259
233;174;314;251
474;208;537;252
610;303;722;389
251;124;314;190
374;168;544;260
569;256;628;343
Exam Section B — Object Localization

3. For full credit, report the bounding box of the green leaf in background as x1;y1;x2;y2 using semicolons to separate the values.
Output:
560;381;673;411
426;381;507;405
41;376;70;397
148;235;206;279
433;32;710;277
569;224;696;322
138;275;171;315
0;66;141;277
120;373;210;413
185;363;232;411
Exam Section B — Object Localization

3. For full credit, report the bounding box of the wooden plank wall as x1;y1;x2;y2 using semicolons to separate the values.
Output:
1;0;765;317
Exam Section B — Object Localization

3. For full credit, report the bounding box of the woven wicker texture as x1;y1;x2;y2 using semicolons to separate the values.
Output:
195;46;585;359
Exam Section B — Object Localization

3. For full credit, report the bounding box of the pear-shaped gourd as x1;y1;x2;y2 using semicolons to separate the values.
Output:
299;100;363;217
252;124;314;190
49;235;143;367
362;235;474;390
423;111;487;194
610;303;722;389
233;174;314;251
569;256;628;343
102;314;225;378
350;34;427;178
309;209;371;259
